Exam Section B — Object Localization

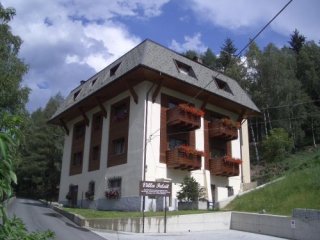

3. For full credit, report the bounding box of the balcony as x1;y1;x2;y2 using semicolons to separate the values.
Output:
208;119;239;140
209;156;241;177
166;145;202;171
167;104;204;131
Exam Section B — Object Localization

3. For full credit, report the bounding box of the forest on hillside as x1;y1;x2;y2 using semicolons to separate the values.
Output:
1;1;320;202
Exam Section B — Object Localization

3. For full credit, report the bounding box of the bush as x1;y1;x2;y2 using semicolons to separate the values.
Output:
0;216;54;240
262;128;294;162
177;176;203;202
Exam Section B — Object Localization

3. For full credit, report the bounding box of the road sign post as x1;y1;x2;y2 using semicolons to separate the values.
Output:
139;181;172;233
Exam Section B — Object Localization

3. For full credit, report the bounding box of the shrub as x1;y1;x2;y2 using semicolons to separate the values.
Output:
262;128;294;162
177;176;202;202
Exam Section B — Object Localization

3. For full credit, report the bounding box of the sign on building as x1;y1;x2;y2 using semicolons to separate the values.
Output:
139;181;172;197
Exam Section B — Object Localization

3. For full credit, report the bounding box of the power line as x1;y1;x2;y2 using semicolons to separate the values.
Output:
236;0;293;57
261;99;320;110
192;0;293;102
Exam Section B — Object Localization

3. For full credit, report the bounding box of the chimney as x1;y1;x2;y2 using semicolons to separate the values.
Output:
80;80;86;85
192;55;203;64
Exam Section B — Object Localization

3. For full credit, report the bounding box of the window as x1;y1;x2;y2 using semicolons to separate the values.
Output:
169;138;187;150
92;145;100;161
74;123;85;139
113;138;125;155
91;78;97;86
214;77;233;94
73;89;81;100
108;177;121;189
113;103;128;121
93;114;102;130
72;152;83;166
174;60;196;78
110;62;121;76
89;181;95;193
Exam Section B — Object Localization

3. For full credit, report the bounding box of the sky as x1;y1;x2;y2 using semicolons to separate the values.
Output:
2;0;320;112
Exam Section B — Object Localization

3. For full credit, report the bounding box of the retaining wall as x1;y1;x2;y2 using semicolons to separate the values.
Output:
230;211;320;240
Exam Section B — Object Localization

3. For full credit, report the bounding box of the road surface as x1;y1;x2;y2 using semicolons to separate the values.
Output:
7;198;106;240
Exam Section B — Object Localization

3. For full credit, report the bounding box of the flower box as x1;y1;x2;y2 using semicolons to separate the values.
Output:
209;156;241;177
208;118;239;140
166;145;202;171
167;104;203;131
105;189;120;199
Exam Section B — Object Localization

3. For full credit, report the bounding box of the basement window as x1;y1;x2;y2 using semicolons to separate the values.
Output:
214;77;233;95
174;60;196;78
110;62;121;76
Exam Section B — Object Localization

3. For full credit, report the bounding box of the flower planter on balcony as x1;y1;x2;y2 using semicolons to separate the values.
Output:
167;104;204;131
208;119;239;140
166;145;202;171
209;156;241;177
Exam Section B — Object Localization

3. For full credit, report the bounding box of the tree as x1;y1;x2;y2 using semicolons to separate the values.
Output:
184;50;198;60
217;38;237;72
17;94;64;200
288;29;306;54
202;48;217;70
0;4;29;117
262;128;293;162
177;176;201;202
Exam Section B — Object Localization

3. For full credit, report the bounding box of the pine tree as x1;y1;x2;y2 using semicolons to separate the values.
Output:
288;29;306;54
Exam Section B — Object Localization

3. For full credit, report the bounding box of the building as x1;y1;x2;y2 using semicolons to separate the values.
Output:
49;39;260;211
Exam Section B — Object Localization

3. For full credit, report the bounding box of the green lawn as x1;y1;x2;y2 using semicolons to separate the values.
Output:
63;208;211;219
225;148;320;216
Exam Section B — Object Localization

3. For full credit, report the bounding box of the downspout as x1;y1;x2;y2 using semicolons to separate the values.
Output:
239;119;245;186
141;78;157;233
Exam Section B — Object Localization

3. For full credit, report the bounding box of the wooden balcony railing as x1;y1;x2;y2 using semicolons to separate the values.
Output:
166;145;202;171
167;104;204;131
209;156;241;177
208;119;239;140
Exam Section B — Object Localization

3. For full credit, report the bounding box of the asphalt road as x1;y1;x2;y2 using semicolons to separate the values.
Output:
7;198;106;240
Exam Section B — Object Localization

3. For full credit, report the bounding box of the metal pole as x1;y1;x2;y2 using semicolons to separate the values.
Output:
164;196;167;233
142;196;145;233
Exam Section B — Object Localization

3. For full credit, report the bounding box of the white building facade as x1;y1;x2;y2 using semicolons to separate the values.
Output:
49;40;259;211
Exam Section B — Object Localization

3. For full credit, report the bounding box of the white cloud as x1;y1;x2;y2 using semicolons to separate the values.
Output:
170;33;207;53
187;0;320;41
2;0;169;112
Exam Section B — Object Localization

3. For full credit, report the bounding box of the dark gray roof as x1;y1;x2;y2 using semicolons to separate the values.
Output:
50;39;259;121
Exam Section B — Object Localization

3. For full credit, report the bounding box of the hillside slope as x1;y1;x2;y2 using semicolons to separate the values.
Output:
225;148;320;216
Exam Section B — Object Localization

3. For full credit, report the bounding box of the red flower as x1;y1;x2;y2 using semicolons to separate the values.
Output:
223;155;242;164
178;104;205;117
177;145;204;156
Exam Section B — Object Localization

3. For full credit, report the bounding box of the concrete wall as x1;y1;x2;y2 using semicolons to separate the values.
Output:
231;212;320;240
86;212;231;233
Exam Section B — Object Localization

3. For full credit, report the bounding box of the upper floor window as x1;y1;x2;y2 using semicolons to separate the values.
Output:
113;138;125;155
72;151;83;166
74;122;86;139
214;77;233;95
113;103;128;121
174;60;196;78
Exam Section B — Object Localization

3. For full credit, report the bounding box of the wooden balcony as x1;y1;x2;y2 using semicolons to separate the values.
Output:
208;119;239;140
167;104;203;131
166;146;202;171
209;156;241;177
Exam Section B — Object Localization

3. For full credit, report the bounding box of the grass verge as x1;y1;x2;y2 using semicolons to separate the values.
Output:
225;148;320;216
63;208;211;219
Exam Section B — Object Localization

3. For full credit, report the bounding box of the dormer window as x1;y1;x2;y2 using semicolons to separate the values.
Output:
174;60;196;78
73;89;81;100
214;77;233;95
91;78;97;86
110;62;121;76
